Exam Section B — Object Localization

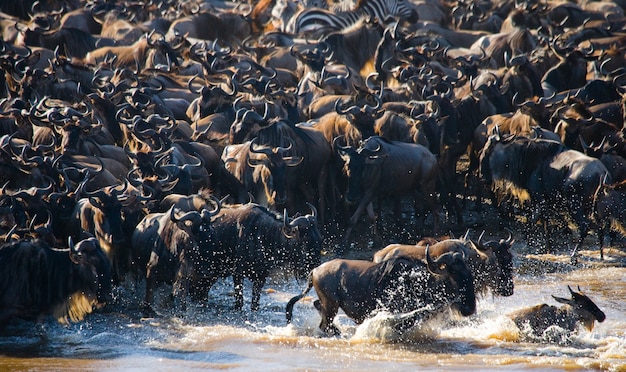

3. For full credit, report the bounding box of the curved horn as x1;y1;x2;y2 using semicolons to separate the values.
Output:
283;208;290;229
334;99;360;116
307;202;317;220
249;137;274;157
170;207;201;226
502;227;514;245
425;245;443;275
68;236;81;264
200;195;222;219
477;230;485;245
332;135;353;154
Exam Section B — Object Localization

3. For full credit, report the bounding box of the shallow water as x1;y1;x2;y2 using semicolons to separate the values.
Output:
1;262;625;371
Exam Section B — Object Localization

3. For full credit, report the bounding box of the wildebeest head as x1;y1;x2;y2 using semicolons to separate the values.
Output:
186;75;237;121
87;187;126;247
335;136;387;205
282;204;322;278
170;196;221;245
475;229;515;296
552;285;606;330
229;107;269;144
334;95;381;139
425;246;476;316
68;236;113;308
249;138;303;206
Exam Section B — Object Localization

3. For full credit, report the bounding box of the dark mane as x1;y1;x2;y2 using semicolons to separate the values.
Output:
454;97;485;145
255;120;297;148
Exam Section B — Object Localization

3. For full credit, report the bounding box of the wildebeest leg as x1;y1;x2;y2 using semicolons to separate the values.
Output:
463;142;481;209
572;198;595;260
389;197;403;239
349;195;374;227
368;201;384;246
531;202;554;253
314;166;328;225
298;183;317;215
233;274;245;310
142;277;158;317
321;167;330;224
173;280;189;312
598;220;610;261
325;164;339;225
342;193;375;248
190;277;217;303
413;190;426;234
315;297;340;336
439;171;463;223
418;189;440;236
251;276;267;311
143;253;160;315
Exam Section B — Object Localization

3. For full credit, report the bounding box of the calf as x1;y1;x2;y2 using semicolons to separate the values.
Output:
508;286;605;338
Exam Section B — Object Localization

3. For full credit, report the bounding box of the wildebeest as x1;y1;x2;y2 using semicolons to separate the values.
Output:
221;139;303;209
0;237;112;329
204;202;322;310
130;202;221;312
285;247;475;335
228;110;332;223
373;230;515;297
67;185;128;282
592;178;626;257
479;133;611;254
508;285;606;339
335;136;440;247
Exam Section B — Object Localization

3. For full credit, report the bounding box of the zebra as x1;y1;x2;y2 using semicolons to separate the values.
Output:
270;0;331;32
287;0;417;36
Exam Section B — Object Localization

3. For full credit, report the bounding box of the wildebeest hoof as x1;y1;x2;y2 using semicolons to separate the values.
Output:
141;305;157;318
323;324;341;336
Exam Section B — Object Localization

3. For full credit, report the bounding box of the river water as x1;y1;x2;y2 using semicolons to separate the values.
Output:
1;250;625;371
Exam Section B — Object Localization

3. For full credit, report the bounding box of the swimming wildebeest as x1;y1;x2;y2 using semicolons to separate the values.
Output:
508;285;606;339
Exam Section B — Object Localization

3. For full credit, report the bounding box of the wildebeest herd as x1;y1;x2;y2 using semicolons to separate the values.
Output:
0;0;617;338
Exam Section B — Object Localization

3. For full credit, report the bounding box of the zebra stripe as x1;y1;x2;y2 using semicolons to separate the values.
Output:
294;0;415;34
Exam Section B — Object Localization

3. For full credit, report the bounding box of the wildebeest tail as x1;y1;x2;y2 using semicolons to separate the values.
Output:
285;273;313;324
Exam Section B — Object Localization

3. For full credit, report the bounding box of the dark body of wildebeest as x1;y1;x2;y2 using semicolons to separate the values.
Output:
286;247;475;335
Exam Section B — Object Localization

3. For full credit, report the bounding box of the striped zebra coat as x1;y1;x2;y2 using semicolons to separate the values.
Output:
287;0;417;36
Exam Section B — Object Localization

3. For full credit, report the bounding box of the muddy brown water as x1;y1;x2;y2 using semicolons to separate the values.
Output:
1;185;625;371
1;235;625;371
